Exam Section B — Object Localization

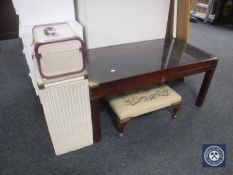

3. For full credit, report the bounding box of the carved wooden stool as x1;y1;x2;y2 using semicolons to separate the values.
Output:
107;85;182;137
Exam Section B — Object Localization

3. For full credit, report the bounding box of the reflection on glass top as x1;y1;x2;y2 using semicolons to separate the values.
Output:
87;38;215;84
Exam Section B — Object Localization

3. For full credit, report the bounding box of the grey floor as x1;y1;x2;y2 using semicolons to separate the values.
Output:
1;23;233;175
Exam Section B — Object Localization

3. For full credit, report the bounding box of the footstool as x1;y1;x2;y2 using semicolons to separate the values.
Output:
107;84;182;137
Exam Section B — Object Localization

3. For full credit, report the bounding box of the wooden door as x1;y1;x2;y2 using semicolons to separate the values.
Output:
0;0;19;40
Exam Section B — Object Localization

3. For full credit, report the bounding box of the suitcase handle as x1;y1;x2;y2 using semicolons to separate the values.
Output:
44;26;56;36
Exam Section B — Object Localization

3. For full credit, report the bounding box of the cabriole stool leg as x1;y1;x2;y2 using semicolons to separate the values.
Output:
117;118;131;138
172;103;182;119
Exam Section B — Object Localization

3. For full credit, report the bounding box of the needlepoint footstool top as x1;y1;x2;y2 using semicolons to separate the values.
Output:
108;85;181;120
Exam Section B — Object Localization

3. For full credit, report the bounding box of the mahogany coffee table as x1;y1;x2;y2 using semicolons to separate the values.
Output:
87;38;218;142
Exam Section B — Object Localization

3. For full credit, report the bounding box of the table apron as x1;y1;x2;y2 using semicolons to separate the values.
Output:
90;61;217;99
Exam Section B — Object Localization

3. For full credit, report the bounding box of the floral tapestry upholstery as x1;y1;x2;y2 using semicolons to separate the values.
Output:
108;85;181;120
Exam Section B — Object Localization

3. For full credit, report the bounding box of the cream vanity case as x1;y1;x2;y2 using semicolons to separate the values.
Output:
12;0;93;155
33;23;86;80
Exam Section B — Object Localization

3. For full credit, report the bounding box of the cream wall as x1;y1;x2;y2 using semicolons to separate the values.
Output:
76;0;177;49
12;0;75;26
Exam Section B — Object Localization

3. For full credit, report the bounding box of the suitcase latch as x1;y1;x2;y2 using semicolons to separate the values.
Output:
162;77;166;83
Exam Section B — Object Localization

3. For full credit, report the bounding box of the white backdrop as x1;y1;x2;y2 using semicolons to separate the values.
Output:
76;0;176;49
12;0;177;49
12;0;75;26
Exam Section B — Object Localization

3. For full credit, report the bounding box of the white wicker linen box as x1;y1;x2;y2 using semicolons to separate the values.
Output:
12;0;94;155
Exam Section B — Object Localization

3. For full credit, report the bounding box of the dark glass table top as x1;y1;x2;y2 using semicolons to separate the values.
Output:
87;38;216;84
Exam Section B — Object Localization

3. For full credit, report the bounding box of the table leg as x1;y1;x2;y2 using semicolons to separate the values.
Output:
196;68;216;107
91;98;101;142
177;77;185;82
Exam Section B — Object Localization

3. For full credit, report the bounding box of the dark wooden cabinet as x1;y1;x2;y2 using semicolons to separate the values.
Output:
0;0;19;40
